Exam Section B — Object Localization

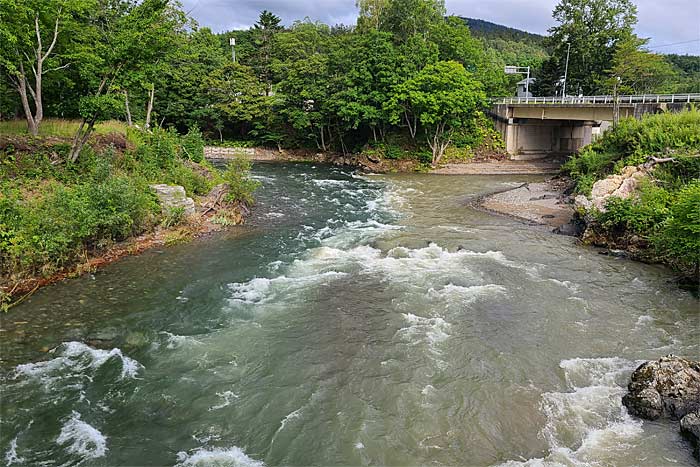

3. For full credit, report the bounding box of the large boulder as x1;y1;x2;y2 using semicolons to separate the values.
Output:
150;184;196;217
583;165;648;212
623;355;700;420
681;411;700;461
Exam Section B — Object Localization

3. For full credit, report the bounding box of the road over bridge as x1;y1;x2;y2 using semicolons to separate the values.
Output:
489;93;700;160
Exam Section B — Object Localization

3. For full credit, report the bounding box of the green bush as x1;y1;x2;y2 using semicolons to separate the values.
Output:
221;157;260;205
564;109;700;193
1;176;158;275
181;127;205;163
1;126;258;280
165;163;212;196
598;182;672;234
653;181;700;275
162;206;186;228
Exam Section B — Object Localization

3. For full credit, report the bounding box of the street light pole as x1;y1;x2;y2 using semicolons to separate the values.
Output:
526;66;530;96
562;42;571;98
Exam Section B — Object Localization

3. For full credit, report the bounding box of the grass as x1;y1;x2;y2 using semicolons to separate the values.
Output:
0;119;128;137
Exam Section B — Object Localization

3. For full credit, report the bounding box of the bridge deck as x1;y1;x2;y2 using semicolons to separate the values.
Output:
492;93;700;106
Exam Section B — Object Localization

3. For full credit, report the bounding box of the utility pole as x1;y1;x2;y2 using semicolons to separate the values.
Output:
230;37;236;63
562;42;571;98
613;76;621;128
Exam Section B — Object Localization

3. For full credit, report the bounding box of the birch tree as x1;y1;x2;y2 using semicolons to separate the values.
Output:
0;0;89;135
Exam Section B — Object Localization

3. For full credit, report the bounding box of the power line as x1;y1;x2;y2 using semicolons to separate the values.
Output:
646;39;700;50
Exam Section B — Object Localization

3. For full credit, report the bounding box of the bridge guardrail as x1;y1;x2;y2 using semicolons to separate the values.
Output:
491;94;700;105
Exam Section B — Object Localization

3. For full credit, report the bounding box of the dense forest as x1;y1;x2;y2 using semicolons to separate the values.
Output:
2;0;696;162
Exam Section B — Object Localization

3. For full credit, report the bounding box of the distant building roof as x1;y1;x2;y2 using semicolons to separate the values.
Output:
517;78;536;85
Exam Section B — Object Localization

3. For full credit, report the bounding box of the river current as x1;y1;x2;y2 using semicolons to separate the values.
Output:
1;163;698;466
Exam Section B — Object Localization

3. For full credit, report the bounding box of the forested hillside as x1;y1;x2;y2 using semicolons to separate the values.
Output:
460;17;545;44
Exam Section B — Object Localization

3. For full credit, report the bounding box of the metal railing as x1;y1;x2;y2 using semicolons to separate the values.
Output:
491;93;700;105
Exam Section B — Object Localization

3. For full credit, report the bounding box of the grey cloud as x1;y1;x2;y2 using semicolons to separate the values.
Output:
181;0;700;54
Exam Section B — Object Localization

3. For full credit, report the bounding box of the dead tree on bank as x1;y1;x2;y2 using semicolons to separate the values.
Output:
7;11;68;136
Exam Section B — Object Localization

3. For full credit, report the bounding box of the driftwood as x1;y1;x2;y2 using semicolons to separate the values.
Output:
642;154;700;170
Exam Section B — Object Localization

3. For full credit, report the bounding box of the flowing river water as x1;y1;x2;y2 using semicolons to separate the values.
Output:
1;163;698;466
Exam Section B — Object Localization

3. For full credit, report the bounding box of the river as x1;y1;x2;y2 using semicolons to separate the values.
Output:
1;163;698;466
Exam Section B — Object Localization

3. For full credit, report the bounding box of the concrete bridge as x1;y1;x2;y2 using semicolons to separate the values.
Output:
489;93;700;160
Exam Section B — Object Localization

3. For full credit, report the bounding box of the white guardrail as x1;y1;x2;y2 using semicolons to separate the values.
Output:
491;93;700;105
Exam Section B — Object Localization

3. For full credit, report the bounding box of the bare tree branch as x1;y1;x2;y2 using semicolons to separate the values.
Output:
42;63;71;74
34;15;42;59
43;9;62;63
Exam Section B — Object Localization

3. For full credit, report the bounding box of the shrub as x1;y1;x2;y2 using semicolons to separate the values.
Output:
221;157;260;205
162;206;186;228
165;163;212;196
181;127;205;163
2;176;158;275
564;108;700;193
653;181;700;275
598;182;672;235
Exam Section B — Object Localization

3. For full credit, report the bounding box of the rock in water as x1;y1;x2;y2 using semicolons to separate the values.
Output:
150;184;196;217
680;411;700;461
623;355;700;420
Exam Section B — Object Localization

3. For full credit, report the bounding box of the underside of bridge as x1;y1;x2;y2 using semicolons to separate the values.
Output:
490;103;639;160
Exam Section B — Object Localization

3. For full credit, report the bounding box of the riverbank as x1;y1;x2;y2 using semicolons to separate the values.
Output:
0;130;258;309
204;146;565;175
1;200;250;307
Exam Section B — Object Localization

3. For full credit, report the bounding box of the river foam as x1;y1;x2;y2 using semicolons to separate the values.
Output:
175;446;265;467
14;341;142;384
501;357;644;466
56;411;108;460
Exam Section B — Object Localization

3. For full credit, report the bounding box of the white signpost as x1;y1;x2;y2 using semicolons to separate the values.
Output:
505;65;531;96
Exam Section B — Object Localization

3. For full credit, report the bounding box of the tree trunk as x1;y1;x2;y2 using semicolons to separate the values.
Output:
16;65;38;136
320;125;327;152
69;117;96;163
371;125;377;143
339;131;348;157
145;85;155;129
124;90;133;126
427;122;450;166
15;13;62;136
404;110;417;139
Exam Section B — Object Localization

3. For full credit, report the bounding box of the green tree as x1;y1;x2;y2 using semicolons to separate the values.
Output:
251;10;283;96
327;30;399;142
204;62;271;136
604;36;677;94
536;0;638;95
379;0;446;42
356;0;389;31
155;27;227;134
387;61;486;165
68;0;183;161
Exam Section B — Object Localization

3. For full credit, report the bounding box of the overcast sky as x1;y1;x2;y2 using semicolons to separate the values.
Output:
180;0;700;55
